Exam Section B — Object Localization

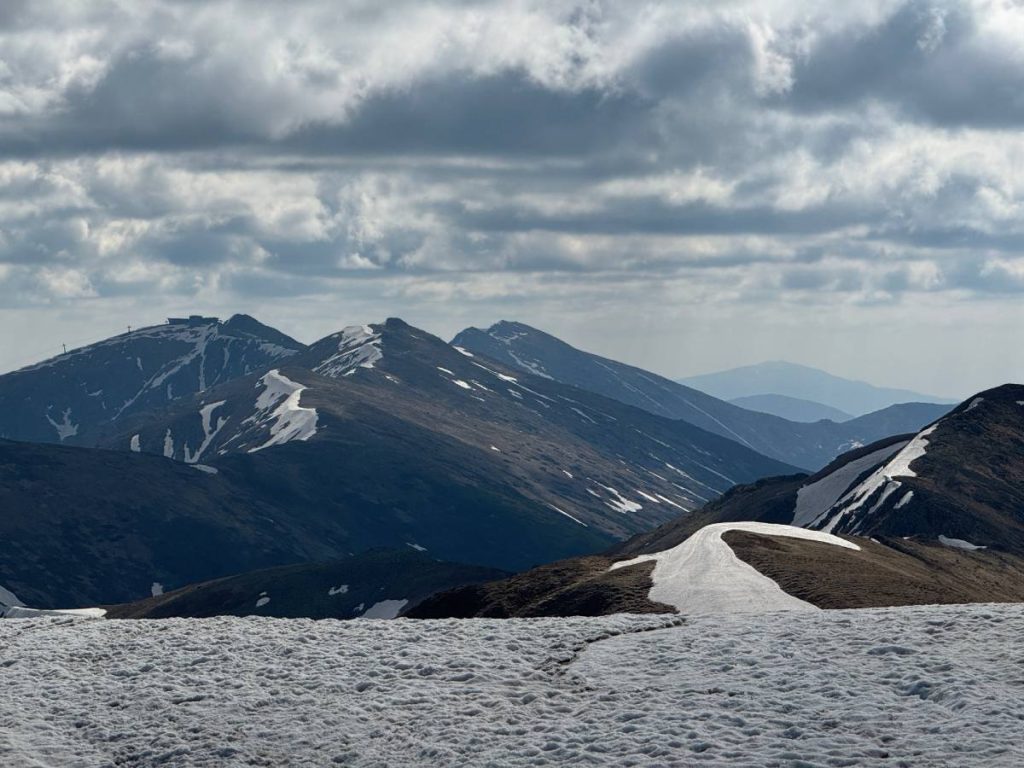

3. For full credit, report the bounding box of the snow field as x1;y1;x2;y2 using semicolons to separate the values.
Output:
611;522;859;615
1;605;1022;766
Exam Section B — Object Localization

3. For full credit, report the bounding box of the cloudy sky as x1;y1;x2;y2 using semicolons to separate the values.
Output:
1;0;1022;396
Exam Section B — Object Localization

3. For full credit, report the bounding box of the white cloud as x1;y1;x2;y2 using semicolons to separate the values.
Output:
0;0;1021;392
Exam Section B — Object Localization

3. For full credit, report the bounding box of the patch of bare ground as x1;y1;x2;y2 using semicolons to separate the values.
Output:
407;556;672;618
724;530;1024;609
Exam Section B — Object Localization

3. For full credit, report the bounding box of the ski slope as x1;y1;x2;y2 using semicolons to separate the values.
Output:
1;605;1021;766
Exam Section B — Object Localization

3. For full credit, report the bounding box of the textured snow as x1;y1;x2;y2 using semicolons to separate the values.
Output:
247;370;318;453
162;428;175;458
451;379;472;390
965;397;984;411
791;440;908;527
129;434;141;452
939;535;987;551
314;325;382;378
328;585;349;596
150;583;164;597
359;599;408;619
1;606;1022;766
610;522;859;615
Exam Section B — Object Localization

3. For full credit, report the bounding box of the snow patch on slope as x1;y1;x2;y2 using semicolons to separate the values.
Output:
600;486;642;514
0;583;23;609
815;424;940;533
791;441;908;527
315;325;382;378
939;535;986;551
45;408;78;442
184;400;227;464
610;522;859;615
359;599;408;619
246;370;318;453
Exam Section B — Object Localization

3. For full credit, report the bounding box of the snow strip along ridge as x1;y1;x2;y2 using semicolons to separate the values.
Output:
791;441;910;528
314;325;383;378
245;370;318;452
610;522;860;616
1;582;107;618
814;423;941;533
3;606;107;619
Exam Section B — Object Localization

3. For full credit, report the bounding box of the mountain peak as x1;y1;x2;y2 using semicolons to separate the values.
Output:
0;315;303;445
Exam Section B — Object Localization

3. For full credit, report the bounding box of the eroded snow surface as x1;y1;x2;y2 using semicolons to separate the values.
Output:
1;606;1023;766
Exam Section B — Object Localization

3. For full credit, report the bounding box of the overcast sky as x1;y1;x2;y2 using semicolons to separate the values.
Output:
1;0;1022;396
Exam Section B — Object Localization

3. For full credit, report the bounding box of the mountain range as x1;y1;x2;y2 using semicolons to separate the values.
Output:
0;316;796;608
452;321;951;469
680;360;956;417
412;384;1024;618
0;312;1009;618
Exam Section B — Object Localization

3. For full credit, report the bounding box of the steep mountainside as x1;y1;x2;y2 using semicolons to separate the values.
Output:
106;550;506;620
806;385;1024;550
728;394;853;423
0;438;339;608
412;386;1024;617
100;319;797;554
452;321;950;469
2;318;798;609
0;314;303;446
681;360;955;416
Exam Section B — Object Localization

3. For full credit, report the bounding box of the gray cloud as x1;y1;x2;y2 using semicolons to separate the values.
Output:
0;0;1022;393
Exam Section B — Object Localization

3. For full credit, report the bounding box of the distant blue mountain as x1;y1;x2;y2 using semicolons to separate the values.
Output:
728;394;853;423
681;361;956;417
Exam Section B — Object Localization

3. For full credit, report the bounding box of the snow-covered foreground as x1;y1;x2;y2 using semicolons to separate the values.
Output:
2;604;1022;766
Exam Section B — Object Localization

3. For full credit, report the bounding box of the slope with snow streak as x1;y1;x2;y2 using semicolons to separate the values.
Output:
313;325;383;377
816;422;940;533
610;522;860;615
791;440;908;527
0;315;303;446
245;370;318;452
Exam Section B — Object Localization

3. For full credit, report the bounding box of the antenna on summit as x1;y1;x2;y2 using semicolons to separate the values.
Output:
62;343;67;354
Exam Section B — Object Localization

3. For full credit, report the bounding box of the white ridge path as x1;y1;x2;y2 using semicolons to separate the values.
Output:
610;522;860;615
